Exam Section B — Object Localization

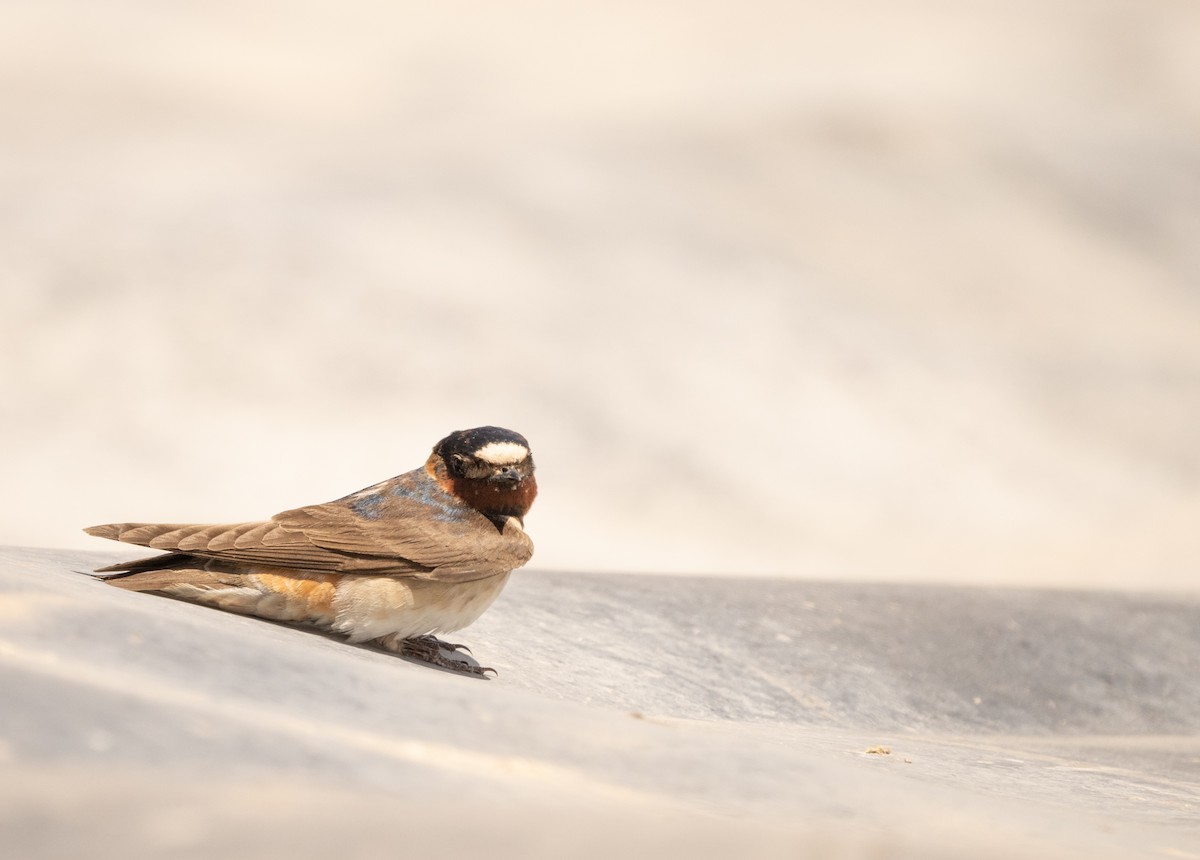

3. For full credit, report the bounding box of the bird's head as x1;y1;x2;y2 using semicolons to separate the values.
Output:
430;426;537;523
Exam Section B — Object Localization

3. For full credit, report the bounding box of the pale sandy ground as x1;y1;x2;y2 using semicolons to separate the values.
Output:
1;1;1199;587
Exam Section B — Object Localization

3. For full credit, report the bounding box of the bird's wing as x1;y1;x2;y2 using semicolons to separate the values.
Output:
273;498;533;582
85;520;355;572
85;473;533;583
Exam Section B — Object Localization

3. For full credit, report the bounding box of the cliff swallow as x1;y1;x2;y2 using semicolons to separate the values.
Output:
84;426;536;676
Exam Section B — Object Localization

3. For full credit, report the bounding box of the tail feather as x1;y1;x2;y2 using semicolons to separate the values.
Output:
103;567;247;593
93;551;194;575
86;523;262;606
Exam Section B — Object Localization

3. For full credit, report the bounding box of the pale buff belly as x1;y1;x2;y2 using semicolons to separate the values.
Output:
328;572;512;643
157;568;511;645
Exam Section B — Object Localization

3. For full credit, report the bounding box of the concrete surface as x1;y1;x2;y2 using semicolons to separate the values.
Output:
2;546;1197;858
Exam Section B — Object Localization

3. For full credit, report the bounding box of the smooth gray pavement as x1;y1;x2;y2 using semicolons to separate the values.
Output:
2;546;1197;859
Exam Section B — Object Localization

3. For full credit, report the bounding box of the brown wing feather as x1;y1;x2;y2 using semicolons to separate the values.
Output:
84;470;534;583
84;522;352;571
270;499;533;583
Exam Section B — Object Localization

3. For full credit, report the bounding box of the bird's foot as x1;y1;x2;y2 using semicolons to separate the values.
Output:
421;636;472;655
387;634;495;677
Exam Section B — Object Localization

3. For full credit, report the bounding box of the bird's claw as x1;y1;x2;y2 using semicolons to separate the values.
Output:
396;635;493;677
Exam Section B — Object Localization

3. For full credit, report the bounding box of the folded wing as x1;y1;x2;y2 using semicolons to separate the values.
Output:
86;478;533;583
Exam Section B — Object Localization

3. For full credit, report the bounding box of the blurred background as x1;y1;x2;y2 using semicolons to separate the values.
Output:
2;0;1198;587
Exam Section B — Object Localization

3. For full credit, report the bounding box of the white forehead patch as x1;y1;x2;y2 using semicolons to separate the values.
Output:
474;441;529;465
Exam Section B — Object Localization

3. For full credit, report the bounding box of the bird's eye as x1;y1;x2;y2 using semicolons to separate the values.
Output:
450;453;469;472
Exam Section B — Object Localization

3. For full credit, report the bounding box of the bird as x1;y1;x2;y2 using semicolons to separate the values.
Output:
83;426;536;676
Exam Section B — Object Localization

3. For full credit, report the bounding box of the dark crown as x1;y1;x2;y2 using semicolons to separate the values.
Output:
434;426;531;460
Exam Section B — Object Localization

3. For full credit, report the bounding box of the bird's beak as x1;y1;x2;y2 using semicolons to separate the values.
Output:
488;468;521;486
